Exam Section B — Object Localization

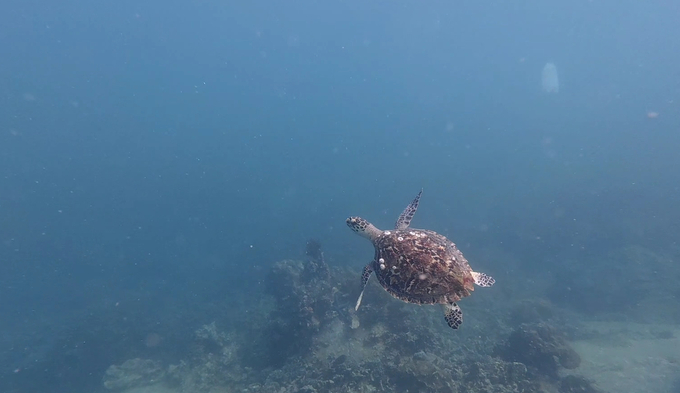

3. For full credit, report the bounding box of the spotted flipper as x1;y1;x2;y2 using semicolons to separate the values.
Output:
443;303;463;329
355;263;374;311
395;189;423;230
471;271;495;287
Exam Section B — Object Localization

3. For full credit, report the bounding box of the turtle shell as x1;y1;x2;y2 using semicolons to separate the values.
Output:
371;228;475;305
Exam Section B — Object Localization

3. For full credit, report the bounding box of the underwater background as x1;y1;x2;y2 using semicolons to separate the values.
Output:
1;1;679;392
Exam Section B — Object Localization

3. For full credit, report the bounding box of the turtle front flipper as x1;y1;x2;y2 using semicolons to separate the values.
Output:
395;189;423;230
443;303;463;329
355;263;374;311
471;271;495;287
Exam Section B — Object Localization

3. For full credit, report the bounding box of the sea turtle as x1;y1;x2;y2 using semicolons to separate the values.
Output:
346;190;495;330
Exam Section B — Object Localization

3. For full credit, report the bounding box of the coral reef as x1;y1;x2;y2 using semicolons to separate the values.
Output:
248;349;543;393
166;321;250;392
242;239;336;368
101;241;602;393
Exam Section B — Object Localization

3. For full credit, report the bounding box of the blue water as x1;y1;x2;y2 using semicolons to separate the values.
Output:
1;1;679;392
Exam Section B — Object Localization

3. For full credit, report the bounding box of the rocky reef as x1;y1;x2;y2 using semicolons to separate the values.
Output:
490;322;608;393
494;323;581;379
101;241;602;393
245;240;335;368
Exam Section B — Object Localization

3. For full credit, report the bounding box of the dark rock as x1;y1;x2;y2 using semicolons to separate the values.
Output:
559;375;603;393
494;323;581;379
330;354;346;368
558;347;582;370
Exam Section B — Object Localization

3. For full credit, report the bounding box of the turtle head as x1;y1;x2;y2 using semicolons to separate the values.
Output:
346;217;382;241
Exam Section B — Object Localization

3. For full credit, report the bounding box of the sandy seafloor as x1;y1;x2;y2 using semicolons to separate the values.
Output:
568;321;680;393
105;319;680;393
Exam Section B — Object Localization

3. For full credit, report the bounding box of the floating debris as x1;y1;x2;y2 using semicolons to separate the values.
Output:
542;62;560;93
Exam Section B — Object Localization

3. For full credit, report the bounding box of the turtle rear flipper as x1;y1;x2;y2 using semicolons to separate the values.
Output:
355;263;374;310
471;271;495;287
443;303;463;329
395;189;423;230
